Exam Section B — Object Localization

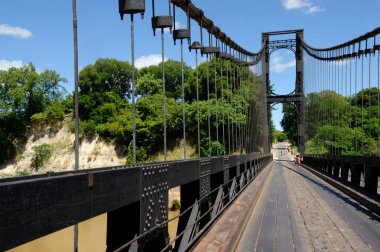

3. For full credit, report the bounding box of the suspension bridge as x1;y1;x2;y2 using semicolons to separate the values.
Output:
1;0;380;251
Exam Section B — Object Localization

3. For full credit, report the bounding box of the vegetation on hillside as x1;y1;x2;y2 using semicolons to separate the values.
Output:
281;89;380;155
0;58;263;166
0;64;67;164
77;58;263;160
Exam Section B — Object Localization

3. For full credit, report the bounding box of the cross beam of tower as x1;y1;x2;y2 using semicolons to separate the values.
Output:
262;30;305;155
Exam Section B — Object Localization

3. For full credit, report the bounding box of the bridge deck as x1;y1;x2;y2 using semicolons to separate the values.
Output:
193;150;380;251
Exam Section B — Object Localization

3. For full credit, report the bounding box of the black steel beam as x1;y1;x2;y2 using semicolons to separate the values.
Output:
263;29;303;36
0;153;271;251
267;95;302;103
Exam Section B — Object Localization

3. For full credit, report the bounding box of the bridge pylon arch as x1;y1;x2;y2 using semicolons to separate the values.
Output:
261;29;305;155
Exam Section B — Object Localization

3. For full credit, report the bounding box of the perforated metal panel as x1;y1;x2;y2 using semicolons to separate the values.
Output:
140;164;169;233
200;159;211;198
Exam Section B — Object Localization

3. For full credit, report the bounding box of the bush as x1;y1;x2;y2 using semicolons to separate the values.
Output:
200;138;225;157
16;170;32;176
170;199;181;211
83;120;97;136
273;130;288;143
31;144;52;169
126;142;148;164
31;102;65;125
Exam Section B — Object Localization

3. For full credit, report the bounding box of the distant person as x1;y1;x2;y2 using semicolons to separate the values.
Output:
296;154;301;166
294;154;298;166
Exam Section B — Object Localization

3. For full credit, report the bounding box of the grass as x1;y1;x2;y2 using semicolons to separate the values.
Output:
16;170;32;176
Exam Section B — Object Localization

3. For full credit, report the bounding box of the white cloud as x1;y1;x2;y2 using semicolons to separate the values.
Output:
164;21;181;34
0;59;24;70
329;59;350;66
270;54;296;73
135;54;167;68
281;0;322;14
307;5;322;13
0;24;32;39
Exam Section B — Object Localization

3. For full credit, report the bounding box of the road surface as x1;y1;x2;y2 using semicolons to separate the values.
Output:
235;143;380;251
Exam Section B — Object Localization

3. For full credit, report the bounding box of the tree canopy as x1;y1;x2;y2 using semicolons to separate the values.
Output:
0;64;66;163
281;88;380;156
0;57;264;165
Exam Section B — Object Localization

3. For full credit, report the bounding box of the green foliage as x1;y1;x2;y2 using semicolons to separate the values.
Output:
303;89;380;156
170;199;181;211
62;94;74;114
311;125;378;155
31;102;65;125
0;64;66;164
136;73;162;96
0;57;265;166
16;170;32;176
73;57;264;159
281;103;297;145
351;87;380;107
31;144;52;169
126;142;148;164
139;60;191;99
200;138;226;157
273;130;287;143
79;58;132;119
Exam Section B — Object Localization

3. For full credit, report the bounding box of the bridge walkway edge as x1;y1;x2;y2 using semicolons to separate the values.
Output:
190;161;274;251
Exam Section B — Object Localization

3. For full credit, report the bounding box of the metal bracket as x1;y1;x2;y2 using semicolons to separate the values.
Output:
239;173;245;190
177;200;199;252
229;178;237;201
211;186;224;220
128;235;138;252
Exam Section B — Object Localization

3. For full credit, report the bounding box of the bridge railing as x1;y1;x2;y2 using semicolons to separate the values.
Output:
113;154;272;252
0;153;272;251
303;154;380;198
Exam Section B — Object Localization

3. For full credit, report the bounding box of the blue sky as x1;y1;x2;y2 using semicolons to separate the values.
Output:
1;0;379;130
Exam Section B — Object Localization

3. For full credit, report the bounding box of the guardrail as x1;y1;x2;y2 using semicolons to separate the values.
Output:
0;153;272;251
303;154;380;198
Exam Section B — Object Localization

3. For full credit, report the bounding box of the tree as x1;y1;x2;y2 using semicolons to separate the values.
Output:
0;64;66;164
281;102;297;145
0;64;66;118
79;58;132;119
139;60;191;100
273;130;287;143
136;73;162;97
351;87;380;107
